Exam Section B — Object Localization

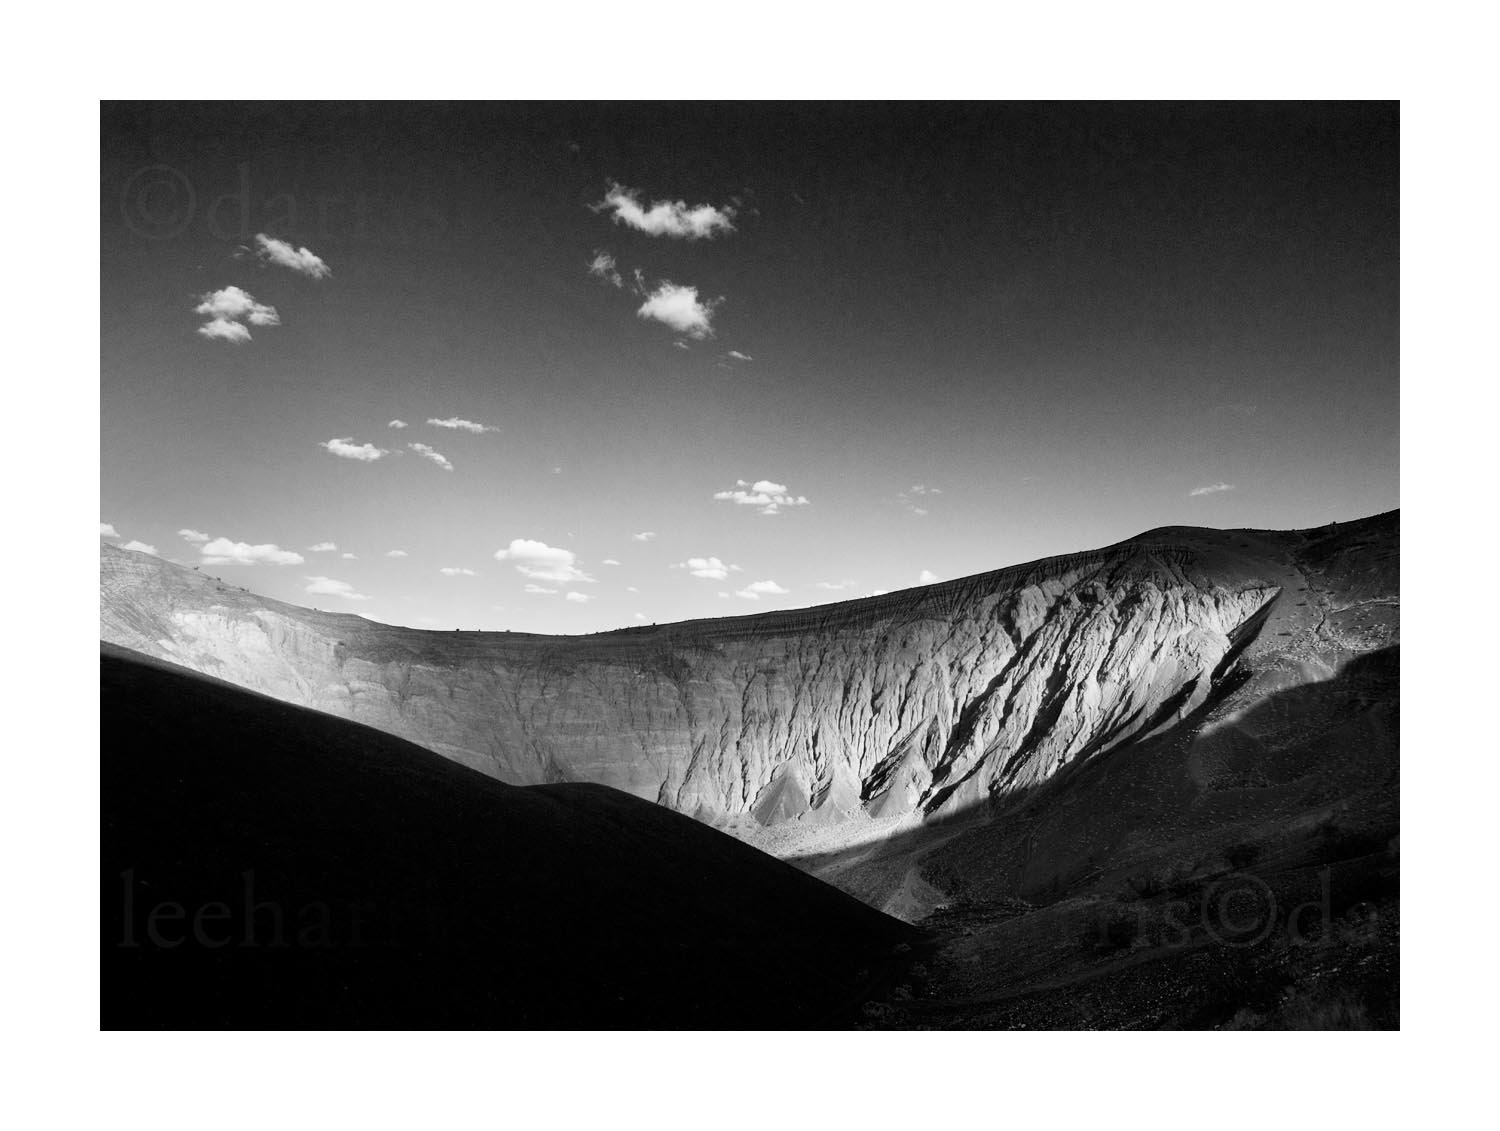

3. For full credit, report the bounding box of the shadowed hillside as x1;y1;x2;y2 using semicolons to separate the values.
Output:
101;644;914;1029
99;512;1398;833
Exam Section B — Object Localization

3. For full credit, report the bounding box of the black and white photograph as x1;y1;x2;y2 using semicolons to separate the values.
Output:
96;98;1402;1034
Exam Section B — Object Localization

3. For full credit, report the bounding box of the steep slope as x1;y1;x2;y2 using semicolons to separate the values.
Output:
101;643;914;1028
100;512;1397;829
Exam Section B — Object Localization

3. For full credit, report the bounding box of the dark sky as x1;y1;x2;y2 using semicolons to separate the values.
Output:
100;102;1398;631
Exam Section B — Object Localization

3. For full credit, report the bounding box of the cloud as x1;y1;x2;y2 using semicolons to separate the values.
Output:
120;540;158;555
626;586;639;593
254;234;331;279
385;549;408;558
565;591;592;604
408;442;454;471
814;580;854;591
197;318;252;343
632;531;656;542
1190;482;1236;497
494;538;593;583
198;538;305;566
727;350;753;361
633;613;648;622
674;556;740;581
735;579;789;600
588;251;623;288
602;558;622;566
308;541;337;552
523;583;558;595
321;437;388;462
194;286;280;342
341;553;357;560
388;420;408;430
918;569;939;584
899;484;942;516
427;417;496;434
674;341;690;350
305;576;370;601
592;182;736;240
713;478;810;516
440;567;477;576
867;589;889;597
637;281;719;339
100;523;119;538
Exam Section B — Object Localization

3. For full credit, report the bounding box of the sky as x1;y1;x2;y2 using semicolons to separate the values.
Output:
100;102;1399;633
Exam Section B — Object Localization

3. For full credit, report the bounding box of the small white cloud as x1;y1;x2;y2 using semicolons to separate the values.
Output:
735;579;788;600
626;586;640;594
341;553;357;560
385;549;409;558
523;583;559;595
197;317;252;343
899;485;942;516
254;233;331;279
814;580;854;591
100;523;119;538
633;612;648;622
305;575;370;601
587;251;623;288
918;569;939;585
673;340;690;351
388;419;408;430
674;556;739;581
427;417;496;434
321;437;387;462
565;591;592;603
408;442;454;471
632;531;656;542
495;538;593;583
194;286;280;342
867;589;889;597
602;558;622;566
308;541;338;552
1190;482;1236;497
592;182;736;240
440;567;478;576
713;478;810;516
637;281;719;339
120;540;158;555
198;538;305;566
727;350;753;361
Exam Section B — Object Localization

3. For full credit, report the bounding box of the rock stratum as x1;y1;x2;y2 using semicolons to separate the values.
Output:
99;512;1398;831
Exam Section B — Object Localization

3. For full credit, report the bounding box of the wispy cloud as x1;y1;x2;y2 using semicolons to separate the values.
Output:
1189;482;1236;497
408;442;454;471
199;537;304;566
254;233;331;279
632;531;656;542
727;350;753;361
388;419;408;430
673;340;690;351
899;484;943;516
439;567;477;576
100;522;119;538
308;541;337;552
602;558;622;566
814;580;854;591
384;549;408;558
735;579;789;600
713;479;810;516
918;569;939;584
592;182;736;240
120;540;158;555
674;556;740;581
637;281;719;339
523;583;558;595
321;437;388;462
565;591;592;604
305;576;370;601
494;539;593;584
588;251;623;288
427;417;496;434
341;553;357;560
194;286;280;343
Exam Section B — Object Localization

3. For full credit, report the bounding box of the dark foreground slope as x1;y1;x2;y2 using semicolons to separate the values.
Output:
101;644;914;1029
